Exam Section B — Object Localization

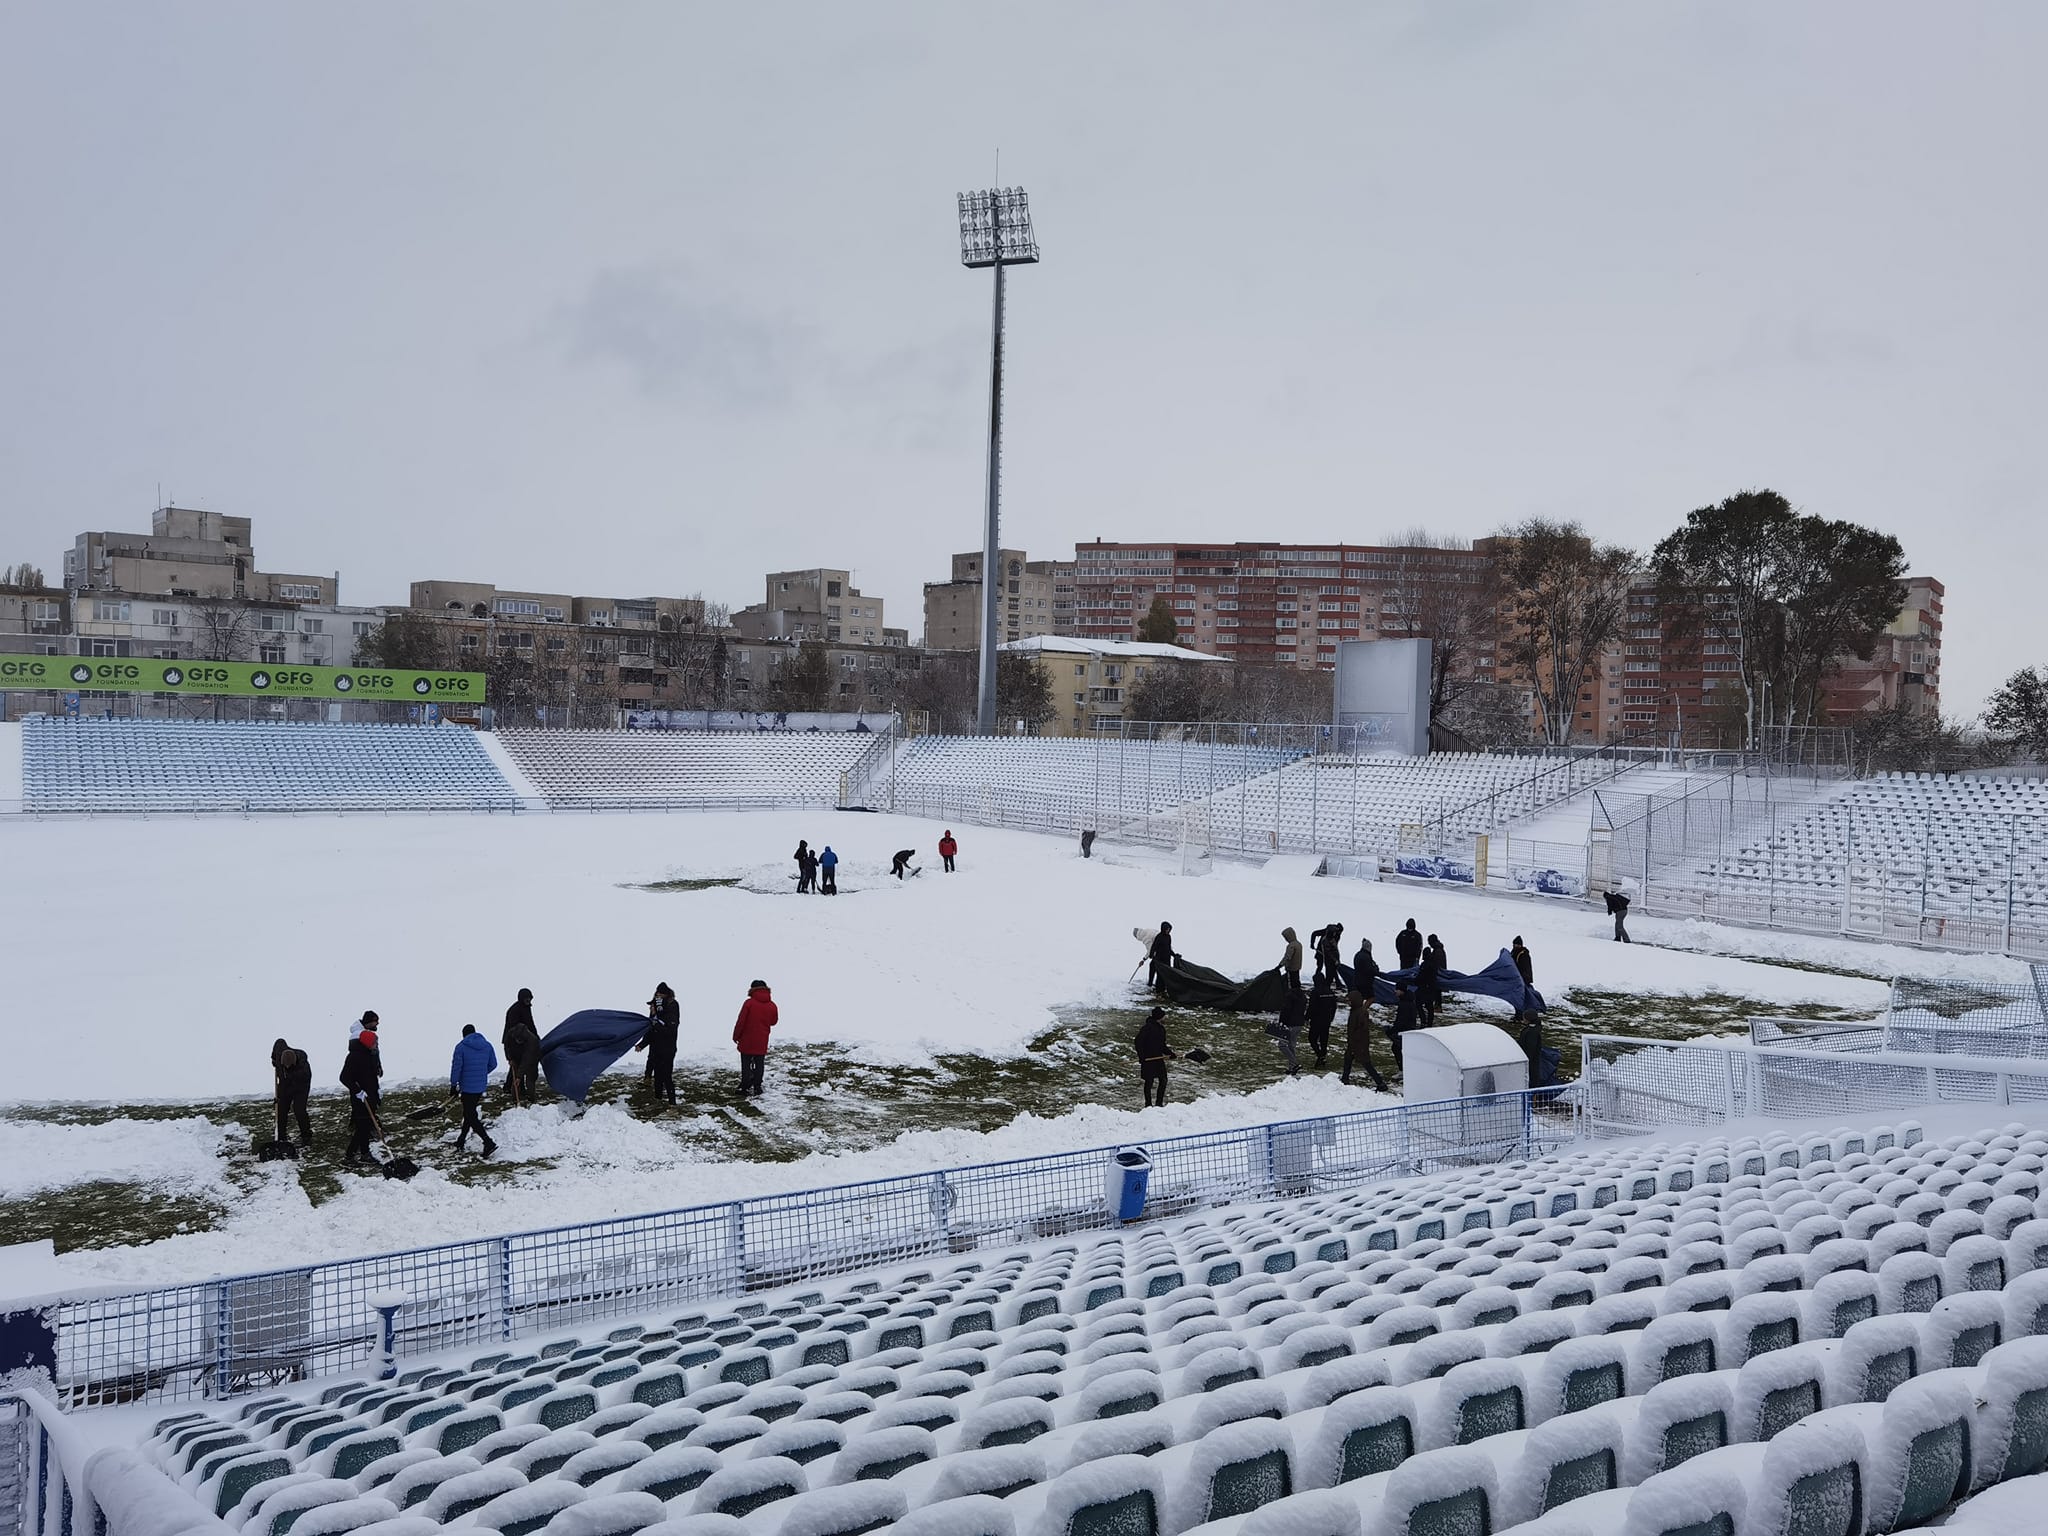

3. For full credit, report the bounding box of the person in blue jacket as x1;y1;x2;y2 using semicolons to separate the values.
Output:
450;1024;499;1157
819;845;839;895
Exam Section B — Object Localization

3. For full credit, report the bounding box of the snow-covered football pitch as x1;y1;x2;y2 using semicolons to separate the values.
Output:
1;809;2029;1287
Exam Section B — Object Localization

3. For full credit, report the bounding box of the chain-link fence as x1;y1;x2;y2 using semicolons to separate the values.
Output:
49;1088;1573;1408
1614;790;2048;962
1579;1032;2048;1137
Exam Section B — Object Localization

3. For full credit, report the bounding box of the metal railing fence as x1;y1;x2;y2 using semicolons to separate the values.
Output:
49;1089;1574;1409
0;1393;93;1536
1578;1033;2048;1138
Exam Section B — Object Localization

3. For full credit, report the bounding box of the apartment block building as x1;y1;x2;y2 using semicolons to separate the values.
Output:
1001;635;1227;737
405;582;714;721
64;506;338;606
1068;539;1501;680
1574;575;1947;744
1825;576;1944;719
922;549;1070;651
733;569;902;648
725;637;923;712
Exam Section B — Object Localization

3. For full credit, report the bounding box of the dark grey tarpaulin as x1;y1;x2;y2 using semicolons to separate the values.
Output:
1146;935;1543;1018
538;1009;651;1103
1347;949;1547;1016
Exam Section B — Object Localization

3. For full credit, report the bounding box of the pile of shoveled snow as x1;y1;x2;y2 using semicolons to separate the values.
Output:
56;1074;1395;1287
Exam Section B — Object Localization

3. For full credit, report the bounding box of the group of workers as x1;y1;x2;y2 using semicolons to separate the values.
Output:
1136;917;1541;1106
265;976;789;1168
796;832;962;890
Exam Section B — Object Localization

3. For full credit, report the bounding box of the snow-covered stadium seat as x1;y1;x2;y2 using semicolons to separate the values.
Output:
110;1117;2048;1536
497;730;875;809
20;717;517;812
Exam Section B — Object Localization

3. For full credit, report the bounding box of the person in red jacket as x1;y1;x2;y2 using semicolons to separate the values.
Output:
938;830;958;873
733;979;778;1097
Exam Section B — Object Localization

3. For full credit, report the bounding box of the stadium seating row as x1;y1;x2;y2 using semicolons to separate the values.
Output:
497;732;875;809
20;719;517;812
121;1116;2048;1535
1699;773;2048;913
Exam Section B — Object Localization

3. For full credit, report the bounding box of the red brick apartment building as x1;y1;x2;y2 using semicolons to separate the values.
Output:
1069;539;1502;683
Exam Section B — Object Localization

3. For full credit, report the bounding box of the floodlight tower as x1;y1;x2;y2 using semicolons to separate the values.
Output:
957;186;1040;735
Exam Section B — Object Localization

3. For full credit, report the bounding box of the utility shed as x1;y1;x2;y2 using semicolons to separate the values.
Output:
1405;1022;1529;1104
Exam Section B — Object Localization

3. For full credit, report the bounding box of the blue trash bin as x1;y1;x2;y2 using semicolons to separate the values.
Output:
1105;1147;1152;1221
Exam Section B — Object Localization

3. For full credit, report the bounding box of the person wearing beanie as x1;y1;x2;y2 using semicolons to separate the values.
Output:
638;982;681;1107
270;1038;313;1150
339;1025;383;1167
1134;1006;1177;1108
450;1023;499;1157
733;979;778;1097
503;987;541;1105
818;846;839;895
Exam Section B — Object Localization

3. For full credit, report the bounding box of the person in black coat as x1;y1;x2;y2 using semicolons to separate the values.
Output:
1425;933;1447;972
890;849;918;879
503;987;541;1105
1309;924;1344;985
1605;889;1631;942
1148;923;1177;989
1352;938;1380;1002
1305;973;1339;1068
339;1028;383;1166
1134;1006;1177;1107
1387;982;1419;1072
1415;947;1443;1027
271;1038;313;1150
794;840;816;894
1510;937;1533;985
638;982;680;1106
1394;919;1424;970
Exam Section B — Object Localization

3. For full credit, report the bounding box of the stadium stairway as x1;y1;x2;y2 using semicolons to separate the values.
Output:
93;1115;2048;1536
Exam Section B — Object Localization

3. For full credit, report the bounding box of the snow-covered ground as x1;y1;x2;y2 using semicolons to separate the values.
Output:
4;807;2028;1288
1;809;1921;1103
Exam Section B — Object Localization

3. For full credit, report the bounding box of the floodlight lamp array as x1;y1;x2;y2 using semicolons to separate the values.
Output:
956;187;1041;268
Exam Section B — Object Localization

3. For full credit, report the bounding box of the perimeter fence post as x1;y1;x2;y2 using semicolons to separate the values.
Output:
1309;752;1319;852
928;1173;952;1255
725;1203;746;1294
2005;819;2018;955
215;1283;232;1400
498;1238;515;1340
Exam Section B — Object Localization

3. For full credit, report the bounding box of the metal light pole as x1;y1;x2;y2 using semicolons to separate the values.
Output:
956;186;1040;734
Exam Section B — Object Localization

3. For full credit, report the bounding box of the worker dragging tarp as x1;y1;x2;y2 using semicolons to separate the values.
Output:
1134;928;1545;1020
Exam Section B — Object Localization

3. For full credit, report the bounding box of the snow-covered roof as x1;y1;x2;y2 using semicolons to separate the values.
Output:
1408;1021;1527;1070
998;635;1228;663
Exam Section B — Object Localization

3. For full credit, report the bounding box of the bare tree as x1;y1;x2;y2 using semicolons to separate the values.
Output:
1436;682;1537;750
1381;531;1502;729
891;652;976;733
1493;518;1641;745
192;598;259;662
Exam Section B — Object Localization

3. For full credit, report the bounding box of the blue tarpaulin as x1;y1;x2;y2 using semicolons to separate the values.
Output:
1341;948;1545;1016
538;1009;650;1103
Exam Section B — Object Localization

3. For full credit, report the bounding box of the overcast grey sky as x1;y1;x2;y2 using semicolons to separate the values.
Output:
3;3;2041;712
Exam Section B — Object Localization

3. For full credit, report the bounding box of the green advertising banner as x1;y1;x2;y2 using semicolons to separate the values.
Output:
0;655;487;703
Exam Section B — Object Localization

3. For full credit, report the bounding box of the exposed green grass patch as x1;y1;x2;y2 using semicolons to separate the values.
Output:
4;972;1880;1250
0;1182;227;1254
631;877;743;893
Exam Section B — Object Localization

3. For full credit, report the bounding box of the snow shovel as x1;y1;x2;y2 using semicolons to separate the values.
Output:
363;1102;421;1181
